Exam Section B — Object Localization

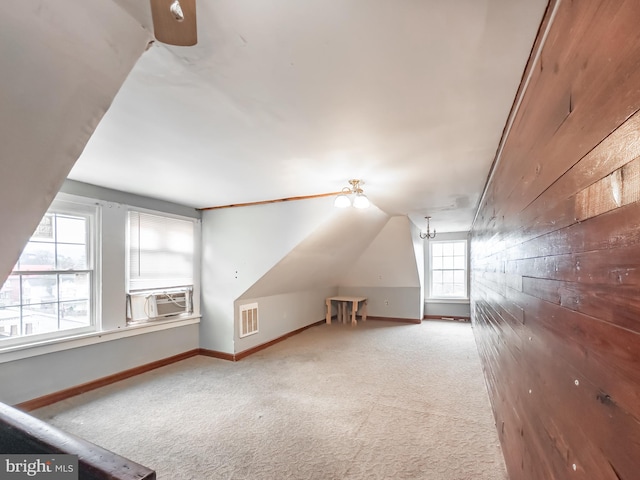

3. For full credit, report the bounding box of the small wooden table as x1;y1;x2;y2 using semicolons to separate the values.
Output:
326;296;368;326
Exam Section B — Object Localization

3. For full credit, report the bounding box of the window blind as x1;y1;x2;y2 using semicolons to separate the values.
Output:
128;211;194;291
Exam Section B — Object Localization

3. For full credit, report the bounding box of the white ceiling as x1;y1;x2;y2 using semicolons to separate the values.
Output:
69;0;548;232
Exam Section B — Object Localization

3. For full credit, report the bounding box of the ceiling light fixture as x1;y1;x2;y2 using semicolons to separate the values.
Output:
169;0;185;21
334;179;370;209
420;216;437;239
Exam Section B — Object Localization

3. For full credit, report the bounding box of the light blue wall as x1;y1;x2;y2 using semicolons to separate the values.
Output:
62;180;200;219
339;286;422;319
0;325;198;405
200;197;339;353
424;301;471;318
234;287;337;353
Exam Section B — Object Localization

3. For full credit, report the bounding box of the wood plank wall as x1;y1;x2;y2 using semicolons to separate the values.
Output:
470;1;640;479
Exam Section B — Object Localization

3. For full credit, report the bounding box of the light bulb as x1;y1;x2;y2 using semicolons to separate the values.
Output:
334;194;351;208
353;193;370;209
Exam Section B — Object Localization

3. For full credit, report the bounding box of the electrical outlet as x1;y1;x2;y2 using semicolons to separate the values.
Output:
384;299;389;306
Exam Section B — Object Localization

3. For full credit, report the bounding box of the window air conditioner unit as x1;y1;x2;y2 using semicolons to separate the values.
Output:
127;287;193;322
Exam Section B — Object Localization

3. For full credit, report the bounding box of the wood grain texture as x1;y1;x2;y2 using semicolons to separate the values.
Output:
199;191;342;210
150;0;197;46
471;1;640;479
0;402;156;479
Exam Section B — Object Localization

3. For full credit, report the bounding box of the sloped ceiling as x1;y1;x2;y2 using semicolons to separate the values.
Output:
67;0;549;233
340;216;420;288
0;1;150;285
240;206;389;299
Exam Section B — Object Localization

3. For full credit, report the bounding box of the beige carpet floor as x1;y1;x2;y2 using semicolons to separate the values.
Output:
33;320;508;480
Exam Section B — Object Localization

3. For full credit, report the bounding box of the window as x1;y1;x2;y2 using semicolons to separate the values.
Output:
127;210;195;292
0;197;98;345
429;240;467;299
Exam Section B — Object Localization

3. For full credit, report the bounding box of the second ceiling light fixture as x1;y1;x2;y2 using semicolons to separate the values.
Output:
334;179;370;209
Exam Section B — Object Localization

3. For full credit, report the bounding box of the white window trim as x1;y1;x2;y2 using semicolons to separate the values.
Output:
0;194;101;348
428;239;469;301
0;315;200;364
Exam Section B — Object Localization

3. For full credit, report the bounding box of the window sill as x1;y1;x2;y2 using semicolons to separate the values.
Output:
425;298;470;304
0;315;201;364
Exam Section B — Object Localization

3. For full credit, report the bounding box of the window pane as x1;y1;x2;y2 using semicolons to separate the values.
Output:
22;275;58;304
442;243;454;256
432;283;443;296
453;284;465;296
443;257;454;269
0;275;20;306
432;243;442;256
31;214;55;242
454;256;465;269
57;244;87;270
454;242;465;255
18;242;55;271
56;215;86;244
454;271;465;283
60;273;90;301
23;303;59;335
0;306;21;337
443;271;454;283
60;300;90;328
432;271;443;284
432;257;443;269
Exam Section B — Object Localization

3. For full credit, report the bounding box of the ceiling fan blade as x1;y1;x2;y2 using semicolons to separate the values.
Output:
150;0;197;46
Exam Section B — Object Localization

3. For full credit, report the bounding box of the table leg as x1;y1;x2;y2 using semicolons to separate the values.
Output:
351;300;357;326
362;300;367;322
326;299;332;324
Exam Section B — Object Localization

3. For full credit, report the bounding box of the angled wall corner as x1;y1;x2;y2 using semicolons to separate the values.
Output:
339;215;423;319
409;218;425;319
0;2;151;285
200;197;390;353
229;205;390;353
240;205;390;300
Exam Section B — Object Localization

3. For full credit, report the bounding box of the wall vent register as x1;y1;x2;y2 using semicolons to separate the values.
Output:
239;303;258;338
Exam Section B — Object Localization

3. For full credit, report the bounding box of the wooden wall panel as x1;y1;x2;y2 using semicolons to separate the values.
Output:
471;1;640;479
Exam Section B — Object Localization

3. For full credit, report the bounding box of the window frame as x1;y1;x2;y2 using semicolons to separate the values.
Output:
125;208;197;325
0;192;201;363
0;195;100;348
428;239;468;300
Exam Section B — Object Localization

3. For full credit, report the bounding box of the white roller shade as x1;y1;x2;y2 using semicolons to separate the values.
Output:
128;211;194;291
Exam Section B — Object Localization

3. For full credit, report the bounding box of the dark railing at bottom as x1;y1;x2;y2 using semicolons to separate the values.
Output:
0;402;155;479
